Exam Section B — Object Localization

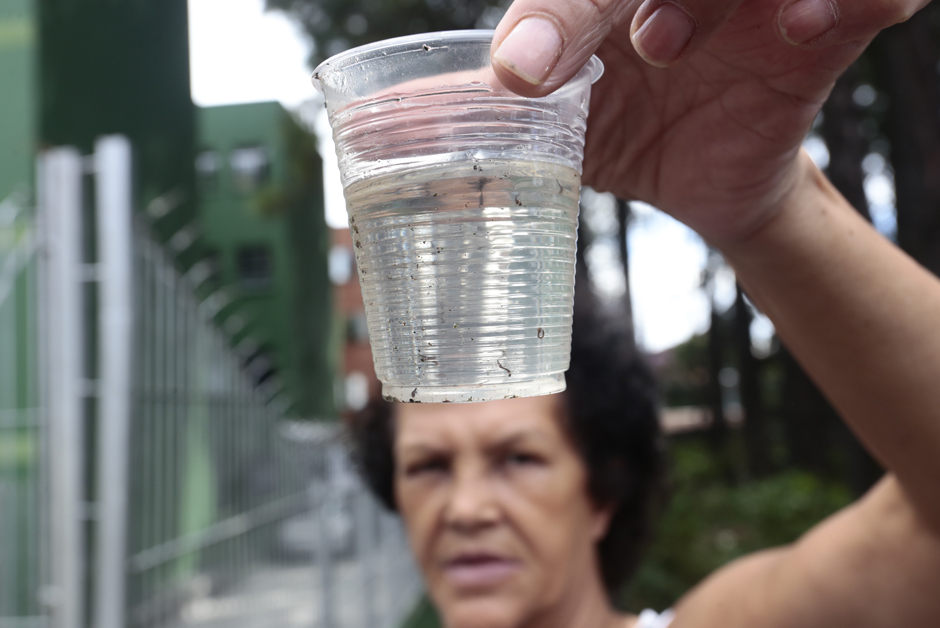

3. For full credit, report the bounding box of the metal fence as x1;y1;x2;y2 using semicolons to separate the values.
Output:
0;137;423;628
0;191;49;628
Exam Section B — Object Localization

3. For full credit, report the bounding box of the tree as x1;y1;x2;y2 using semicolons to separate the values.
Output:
576;195;638;351
876;5;940;276
265;0;509;68
776;55;884;493
820;65;873;223
735;285;771;478
617;199;634;325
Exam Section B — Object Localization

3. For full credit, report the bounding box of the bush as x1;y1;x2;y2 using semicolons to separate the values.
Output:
619;440;853;611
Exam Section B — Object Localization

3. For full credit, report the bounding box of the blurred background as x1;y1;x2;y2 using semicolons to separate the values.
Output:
1;0;939;627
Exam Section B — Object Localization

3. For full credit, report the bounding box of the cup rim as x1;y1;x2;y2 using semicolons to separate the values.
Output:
311;29;603;93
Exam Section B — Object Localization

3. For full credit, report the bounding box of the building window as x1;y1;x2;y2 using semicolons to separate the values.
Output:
328;244;354;285
230;146;270;193
195;150;221;190
237;245;273;291
345;371;369;412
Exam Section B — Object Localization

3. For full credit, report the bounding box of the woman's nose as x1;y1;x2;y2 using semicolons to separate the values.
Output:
443;464;499;532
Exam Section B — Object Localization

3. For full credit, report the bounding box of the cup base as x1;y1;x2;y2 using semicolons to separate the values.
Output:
382;373;566;404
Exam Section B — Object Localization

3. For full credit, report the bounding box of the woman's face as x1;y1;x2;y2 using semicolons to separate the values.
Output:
394;395;611;628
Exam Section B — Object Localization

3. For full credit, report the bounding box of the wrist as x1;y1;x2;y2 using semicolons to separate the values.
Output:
716;149;842;265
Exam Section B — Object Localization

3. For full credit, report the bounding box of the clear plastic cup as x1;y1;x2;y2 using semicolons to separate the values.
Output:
313;30;603;404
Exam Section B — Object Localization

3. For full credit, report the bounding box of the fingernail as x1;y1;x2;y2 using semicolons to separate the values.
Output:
778;0;838;45
632;2;696;67
493;17;564;85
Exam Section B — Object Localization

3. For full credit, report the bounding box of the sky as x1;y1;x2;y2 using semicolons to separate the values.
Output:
187;0;744;353
189;0;315;109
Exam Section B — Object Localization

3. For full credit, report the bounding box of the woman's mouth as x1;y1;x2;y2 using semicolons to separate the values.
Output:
443;553;521;589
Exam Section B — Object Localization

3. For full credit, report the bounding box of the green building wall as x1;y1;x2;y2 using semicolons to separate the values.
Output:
0;3;38;618
3;0;195;237
0;0;35;203
197;102;336;419
38;0;196;241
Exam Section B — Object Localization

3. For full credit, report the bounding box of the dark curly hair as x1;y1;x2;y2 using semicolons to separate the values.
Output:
349;309;665;598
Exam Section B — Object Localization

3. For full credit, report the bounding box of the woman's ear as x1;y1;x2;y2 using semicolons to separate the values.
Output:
589;457;629;541
590;502;615;542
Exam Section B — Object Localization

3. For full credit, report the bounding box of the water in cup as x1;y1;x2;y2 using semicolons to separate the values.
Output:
346;158;579;403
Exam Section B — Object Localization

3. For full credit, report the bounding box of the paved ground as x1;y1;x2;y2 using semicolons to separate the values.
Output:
169;490;423;628
171;550;422;628
172;560;362;628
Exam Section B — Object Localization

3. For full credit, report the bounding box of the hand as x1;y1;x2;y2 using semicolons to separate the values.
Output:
490;0;931;245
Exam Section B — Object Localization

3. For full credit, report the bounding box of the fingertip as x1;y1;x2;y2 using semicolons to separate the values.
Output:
491;60;557;98
491;15;565;88
630;1;697;67
777;0;839;45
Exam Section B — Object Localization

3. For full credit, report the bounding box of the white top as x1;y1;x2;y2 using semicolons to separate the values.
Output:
635;609;675;628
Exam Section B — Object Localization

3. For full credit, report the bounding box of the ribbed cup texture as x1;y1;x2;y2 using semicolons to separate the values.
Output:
333;90;590;188
315;32;601;402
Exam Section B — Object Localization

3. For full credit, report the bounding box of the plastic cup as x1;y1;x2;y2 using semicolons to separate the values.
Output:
313;30;603;404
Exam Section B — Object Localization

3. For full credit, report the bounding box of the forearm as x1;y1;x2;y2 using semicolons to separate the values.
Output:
720;150;940;532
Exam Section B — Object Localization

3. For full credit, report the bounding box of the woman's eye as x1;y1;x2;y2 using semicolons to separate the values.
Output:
506;452;541;467
405;459;448;477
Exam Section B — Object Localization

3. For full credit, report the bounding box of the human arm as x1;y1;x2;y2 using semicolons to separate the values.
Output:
669;153;940;627
721;151;940;534
489;0;940;624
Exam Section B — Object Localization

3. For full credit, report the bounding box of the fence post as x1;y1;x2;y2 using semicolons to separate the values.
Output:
38;148;87;628
356;491;376;628
313;456;335;628
93;136;134;628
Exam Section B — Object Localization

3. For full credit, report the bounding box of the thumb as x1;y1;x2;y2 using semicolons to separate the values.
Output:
490;0;635;97
489;0;750;96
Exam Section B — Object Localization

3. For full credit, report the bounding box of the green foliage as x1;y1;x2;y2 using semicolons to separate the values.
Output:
265;0;510;67
400;595;442;628
657;333;709;408
619;439;853;612
254;114;323;217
